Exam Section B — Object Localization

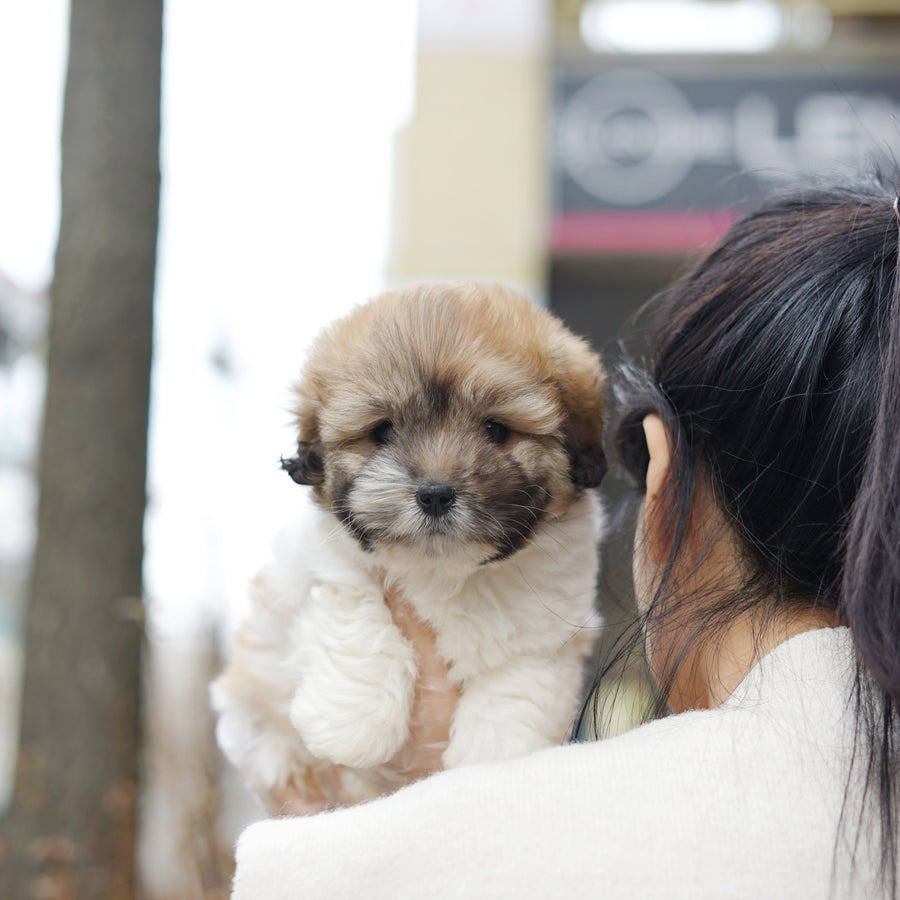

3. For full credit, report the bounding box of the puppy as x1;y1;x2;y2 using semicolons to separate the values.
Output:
212;282;606;809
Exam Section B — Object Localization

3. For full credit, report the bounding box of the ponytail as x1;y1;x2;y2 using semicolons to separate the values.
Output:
840;195;900;895
842;196;900;704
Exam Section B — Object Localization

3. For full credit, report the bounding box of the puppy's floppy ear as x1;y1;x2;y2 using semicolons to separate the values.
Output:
552;333;608;489
283;373;325;486
280;442;325;485
569;444;607;488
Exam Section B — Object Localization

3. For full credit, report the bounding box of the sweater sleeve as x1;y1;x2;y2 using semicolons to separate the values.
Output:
229;722;823;900
231;742;629;900
229;629;861;900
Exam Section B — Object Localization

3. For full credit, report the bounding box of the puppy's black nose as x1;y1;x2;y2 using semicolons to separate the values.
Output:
415;483;456;518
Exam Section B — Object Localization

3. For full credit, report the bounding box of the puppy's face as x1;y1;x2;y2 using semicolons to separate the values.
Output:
283;284;606;566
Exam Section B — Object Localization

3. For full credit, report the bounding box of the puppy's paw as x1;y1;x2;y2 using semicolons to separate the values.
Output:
211;686;308;803
289;582;418;769
442;661;577;768
442;717;552;769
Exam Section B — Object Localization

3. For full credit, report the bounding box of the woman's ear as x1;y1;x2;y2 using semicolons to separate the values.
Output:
643;414;671;504
641;414;673;563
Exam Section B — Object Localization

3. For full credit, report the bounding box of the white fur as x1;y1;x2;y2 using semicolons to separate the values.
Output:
213;490;603;801
288;581;417;768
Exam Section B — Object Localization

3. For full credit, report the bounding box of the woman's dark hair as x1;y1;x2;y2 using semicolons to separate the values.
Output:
581;175;900;893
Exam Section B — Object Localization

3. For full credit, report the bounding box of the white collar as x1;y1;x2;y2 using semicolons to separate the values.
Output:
722;625;855;710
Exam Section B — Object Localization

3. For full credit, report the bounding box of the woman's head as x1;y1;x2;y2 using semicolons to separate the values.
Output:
607;174;900;890
620;179;898;615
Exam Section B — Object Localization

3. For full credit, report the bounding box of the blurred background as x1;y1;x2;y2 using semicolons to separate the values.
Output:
0;0;898;896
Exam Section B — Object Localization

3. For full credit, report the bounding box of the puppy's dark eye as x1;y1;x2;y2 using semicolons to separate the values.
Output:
484;421;510;444
371;420;394;446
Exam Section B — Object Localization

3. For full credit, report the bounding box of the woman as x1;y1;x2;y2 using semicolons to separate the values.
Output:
230;179;900;898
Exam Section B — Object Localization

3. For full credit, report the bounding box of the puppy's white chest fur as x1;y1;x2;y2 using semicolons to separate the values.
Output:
380;493;602;681
213;491;602;800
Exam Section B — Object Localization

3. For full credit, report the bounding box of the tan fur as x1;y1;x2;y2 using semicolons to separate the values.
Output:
213;282;607;809
293;282;605;526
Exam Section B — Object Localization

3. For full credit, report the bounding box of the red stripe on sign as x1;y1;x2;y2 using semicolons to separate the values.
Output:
550;210;741;254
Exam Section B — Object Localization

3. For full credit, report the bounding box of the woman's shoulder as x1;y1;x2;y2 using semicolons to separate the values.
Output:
231;629;863;899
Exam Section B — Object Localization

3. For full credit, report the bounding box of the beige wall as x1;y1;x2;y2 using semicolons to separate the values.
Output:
389;52;550;300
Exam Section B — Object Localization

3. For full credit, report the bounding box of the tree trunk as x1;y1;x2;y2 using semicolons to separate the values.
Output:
0;0;161;896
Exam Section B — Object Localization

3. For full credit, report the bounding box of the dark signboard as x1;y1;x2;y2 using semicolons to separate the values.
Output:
551;63;900;253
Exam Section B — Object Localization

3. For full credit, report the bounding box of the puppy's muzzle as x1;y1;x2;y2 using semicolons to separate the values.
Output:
415;482;457;518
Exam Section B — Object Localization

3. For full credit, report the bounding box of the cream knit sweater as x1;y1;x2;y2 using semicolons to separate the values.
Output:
231;627;888;898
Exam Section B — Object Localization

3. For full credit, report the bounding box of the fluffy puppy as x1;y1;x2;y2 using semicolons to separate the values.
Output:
212;282;606;808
